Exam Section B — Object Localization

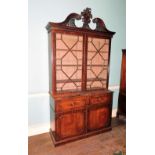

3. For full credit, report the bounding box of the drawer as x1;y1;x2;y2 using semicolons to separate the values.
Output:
90;93;112;105
56;97;86;112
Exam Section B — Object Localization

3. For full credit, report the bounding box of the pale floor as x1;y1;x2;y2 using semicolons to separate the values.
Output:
28;118;126;155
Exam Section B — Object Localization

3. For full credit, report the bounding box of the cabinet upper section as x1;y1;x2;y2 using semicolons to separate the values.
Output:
46;8;115;95
46;8;115;38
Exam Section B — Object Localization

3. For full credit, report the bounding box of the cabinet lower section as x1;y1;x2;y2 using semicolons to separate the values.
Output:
50;90;113;146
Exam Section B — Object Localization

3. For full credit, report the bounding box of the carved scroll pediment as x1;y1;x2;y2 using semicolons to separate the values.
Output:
60;13;81;27
46;8;115;35
93;18;109;32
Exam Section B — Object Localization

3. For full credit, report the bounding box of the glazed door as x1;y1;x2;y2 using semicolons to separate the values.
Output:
55;32;83;92
56;111;85;139
87;105;111;131
86;36;110;90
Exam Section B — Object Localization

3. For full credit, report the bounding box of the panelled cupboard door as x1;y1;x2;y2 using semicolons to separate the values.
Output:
88;105;110;131
55;33;83;92
56;111;85;139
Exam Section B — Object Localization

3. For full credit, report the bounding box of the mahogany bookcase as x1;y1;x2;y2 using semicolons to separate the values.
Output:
46;8;115;146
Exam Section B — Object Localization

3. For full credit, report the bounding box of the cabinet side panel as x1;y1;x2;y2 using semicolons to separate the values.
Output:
106;39;112;88
50;96;55;131
48;32;52;92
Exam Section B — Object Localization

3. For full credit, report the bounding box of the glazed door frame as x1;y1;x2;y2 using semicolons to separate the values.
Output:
85;34;112;90
51;29;85;94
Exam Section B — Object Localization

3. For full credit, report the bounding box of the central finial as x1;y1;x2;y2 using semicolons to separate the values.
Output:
81;8;92;29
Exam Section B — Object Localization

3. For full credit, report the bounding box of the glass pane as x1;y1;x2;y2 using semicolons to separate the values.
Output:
87;37;109;90
56;33;83;92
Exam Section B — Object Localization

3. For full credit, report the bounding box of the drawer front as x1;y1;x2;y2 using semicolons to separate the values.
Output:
56;97;86;112
90;93;112;105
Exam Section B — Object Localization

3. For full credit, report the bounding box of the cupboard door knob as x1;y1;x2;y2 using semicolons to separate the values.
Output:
70;102;74;106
